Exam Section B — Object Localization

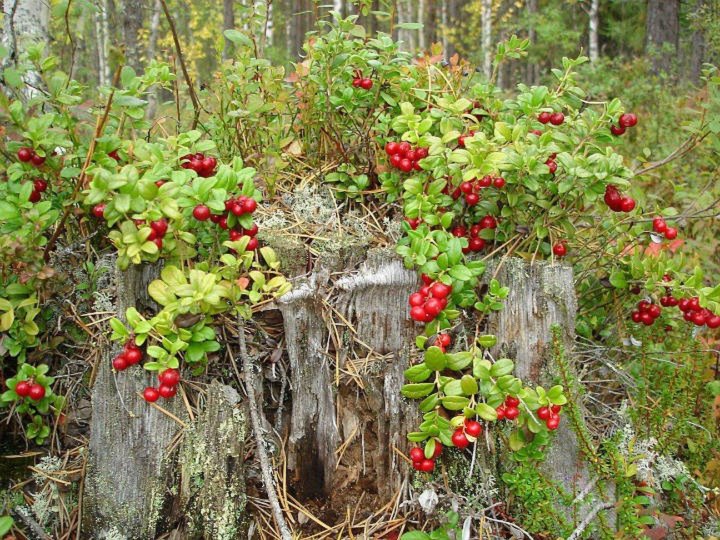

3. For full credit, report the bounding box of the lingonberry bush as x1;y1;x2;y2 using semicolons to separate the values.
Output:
1;10;719;538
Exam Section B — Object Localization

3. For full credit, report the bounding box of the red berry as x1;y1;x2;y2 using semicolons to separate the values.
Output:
432;442;443;458
244;223;259;237
405;150;417;162
29;384;45;401
399;159;413;173
640;312;654;325
410;306;426;322
155;180;166;188
409;293;424;307
360;78;373;90
505;396;520;407
465;193;479;206
416;147;428;159
153;238;163;250
611;124;626;136
28;190;41;203
604;186;621;209
112;355;129;371
552;243;567;257
193;205;211;221
125;348;142;365
631;311;642;323
707;315;720;329
246;237;259;251
460;181;473;194
652;217;667;234
158;383;177;399
397;142;411;157
218;217;229;230
243;198;258;213
390;154;403;168
664;227;678;240
109;149;120;161
691;311;707;326
430;282;452;299
480;215;497;229
451;429;470;449
412;460;423;471
31;153;46;166
352;78;361;88
151;219;168;237
619;197;636;212
678;298;690;312
464;420;482;438
409;447;424;462
424;298;443;317
550;405;561;414
15;381;31;397
530;129;543;136
469;237;485;252
546;160;558;174
437;334;452;347
419;458;435;472
495;405;506;420
33;179;48;192
477;176;492;188
537;406;551;420
17;147;33;162
229;229;243;241
421;274;433;286
550;112;565;125
505;406;520;420
493;177;506;188
143;387;160;402
538;112;551;124
546;416;560;430
619;113;638;128
201;156;217;176
385;142;399;155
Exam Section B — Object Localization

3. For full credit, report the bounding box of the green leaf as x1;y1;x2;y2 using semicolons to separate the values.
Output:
440;396;470;410
0;516;14;536
609;269;627;289
490;358;514;377
401;532;431;540
224;29;253;47
476;403;498;421
445;351;472;370
404;364;432;383
448;265;472;281
477;335;497;348
423;346;447;371
460;374;478;395
401;383;435;399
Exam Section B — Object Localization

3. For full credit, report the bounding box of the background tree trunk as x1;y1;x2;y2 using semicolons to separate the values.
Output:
1;0;50;94
525;0;539;84
645;0;680;74
481;0;492;78
121;0;144;72
222;0;235;60
689;0;706;83
588;0;600;63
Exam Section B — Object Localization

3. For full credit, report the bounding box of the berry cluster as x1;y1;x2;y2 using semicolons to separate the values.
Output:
545;152;558;175
180;152;217;178
196;196;260;251
611;113;638;136
495;395;521;421
28;178;49;203
408;276;452;323
14;380;46;401
143;368;181;402
451;418;483;450
385;141;428;173
451;216;496;254
409;443;441;472
17;146;46;166
448;175;505;205
351;70;373;90
537;404;562;430
678;296;720;328
630;300;662;326
651;216;678;240
138;218;169;250
537;111;565;126
112;339;144;371
604;184;636;213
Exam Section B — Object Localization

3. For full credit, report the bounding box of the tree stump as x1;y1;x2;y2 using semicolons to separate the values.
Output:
276;245;420;501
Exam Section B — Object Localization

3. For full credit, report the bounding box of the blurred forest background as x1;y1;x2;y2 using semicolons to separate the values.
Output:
23;0;719;91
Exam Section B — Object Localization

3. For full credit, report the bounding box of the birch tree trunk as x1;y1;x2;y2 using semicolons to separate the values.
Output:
121;0;144;72
396;0;416;52
525;0;539;84
1;0;50;94
94;0;111;88
481;0;492;79
588;0;600;63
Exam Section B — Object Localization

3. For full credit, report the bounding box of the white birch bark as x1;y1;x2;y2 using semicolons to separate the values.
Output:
589;0;600;62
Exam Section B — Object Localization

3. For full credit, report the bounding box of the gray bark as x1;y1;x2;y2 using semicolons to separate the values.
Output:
481;0;492;78
94;0;111;87
83;265;188;539
222;0;235;60
525;0;539;84
1;0;50;94
690;0;706;83
487;258;614;529
276;245;419;499
179;382;247;540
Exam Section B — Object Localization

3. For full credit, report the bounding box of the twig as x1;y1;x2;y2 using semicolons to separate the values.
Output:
43;65;122;261
158;0;201;129
567;502;614;540
236;315;293;540
633;131;708;176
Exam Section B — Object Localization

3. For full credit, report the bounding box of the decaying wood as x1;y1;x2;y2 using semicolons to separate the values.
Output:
179;382;247;540
487;258;613;527
83;264;187;539
277;246;420;500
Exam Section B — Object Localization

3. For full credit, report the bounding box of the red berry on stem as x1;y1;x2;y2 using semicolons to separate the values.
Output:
505;406;520;420
193;205;211;221
611;125;626;136
493;177;506;188
424;298;443;317
546;416;560;430
538;112;551;124
465;193;479;206
397;142;411;157
430;282;452;299
665;227;678;240
546;160;558;174
33;179;48;192
550;112;565;125
399;159;413;173
143;387;160;402
619;113;638;128
29;190;41;203
505;396;520;407
125;348;142;365
537;406;550;420
409;447;424;462
451;429;470;449
552;243;567;257
385;142;399;155
17;147;33;162
480;215;497;229
464;420;482;438
419;459;435;472
437;334;452;347
29;384;45;401
410;306;426;322
360;78;373;90
409;293;424;307
112;355;129;371
158;384;177;399
151;219;168;237
652;217;667;234
619;197;636;212
31;153;46;166
15;381;31;397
